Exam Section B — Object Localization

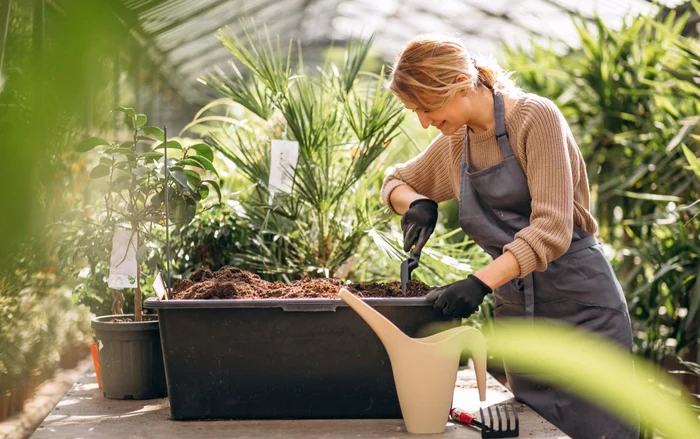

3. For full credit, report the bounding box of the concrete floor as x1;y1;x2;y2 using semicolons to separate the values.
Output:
29;365;567;439
0;358;94;439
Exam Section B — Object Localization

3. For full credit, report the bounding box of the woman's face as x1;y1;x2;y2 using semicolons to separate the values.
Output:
399;75;473;136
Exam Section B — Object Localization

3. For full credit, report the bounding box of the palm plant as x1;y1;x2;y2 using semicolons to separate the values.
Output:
502;7;700;363
192;24;405;280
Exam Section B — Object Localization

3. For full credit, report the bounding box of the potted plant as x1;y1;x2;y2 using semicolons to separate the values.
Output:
145;27;472;421
0;277;20;420
77;107;221;399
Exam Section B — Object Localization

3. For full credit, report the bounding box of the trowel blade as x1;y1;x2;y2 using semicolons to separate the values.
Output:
400;259;410;293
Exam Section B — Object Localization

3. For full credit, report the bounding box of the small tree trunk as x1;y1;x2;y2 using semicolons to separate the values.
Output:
134;267;142;321
133;222;142;322
111;289;124;315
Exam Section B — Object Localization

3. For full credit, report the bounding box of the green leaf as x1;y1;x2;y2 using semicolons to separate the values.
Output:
203;179;222;204
110;147;136;158
89;164;110;179
681;144;700;178
179;158;206;170
683;267;700;332
141;126;165;142
149;190;163;208
136;244;147;263
155;141;183;150
184;169;202;187
135;114;147;129
190;143;214;162
112;106;136;119
619;191;682;202
77;137;110;152
139;151;164;161
99;157;116;169
186;155;218;176
198;185;210;201
169;169;191;192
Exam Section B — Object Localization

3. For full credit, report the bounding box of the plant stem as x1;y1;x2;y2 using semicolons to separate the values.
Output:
132;221;141;321
131;125;142;322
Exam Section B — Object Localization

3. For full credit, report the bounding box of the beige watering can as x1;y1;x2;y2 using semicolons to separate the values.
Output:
338;288;487;435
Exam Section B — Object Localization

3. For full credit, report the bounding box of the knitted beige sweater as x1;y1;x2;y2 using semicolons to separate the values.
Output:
381;93;598;278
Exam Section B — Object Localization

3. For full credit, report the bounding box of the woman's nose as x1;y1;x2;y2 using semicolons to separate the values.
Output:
417;112;431;129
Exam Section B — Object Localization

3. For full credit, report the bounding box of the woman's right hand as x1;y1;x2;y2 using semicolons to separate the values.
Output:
401;198;438;257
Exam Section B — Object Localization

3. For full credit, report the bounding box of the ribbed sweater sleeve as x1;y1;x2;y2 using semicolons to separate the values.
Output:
380;132;460;213
502;98;574;276
380;93;594;278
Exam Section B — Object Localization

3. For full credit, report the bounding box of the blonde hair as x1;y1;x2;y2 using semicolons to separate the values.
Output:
388;34;521;111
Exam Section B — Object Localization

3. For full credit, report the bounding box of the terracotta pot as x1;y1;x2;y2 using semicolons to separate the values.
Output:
26;369;41;399
90;342;102;389
59;346;80;369
8;386;24;417
0;391;10;422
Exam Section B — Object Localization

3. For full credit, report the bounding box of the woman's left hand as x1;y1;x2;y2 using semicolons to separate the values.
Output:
426;275;492;318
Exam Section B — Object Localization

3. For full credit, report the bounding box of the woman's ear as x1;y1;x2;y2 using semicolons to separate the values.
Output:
455;73;470;84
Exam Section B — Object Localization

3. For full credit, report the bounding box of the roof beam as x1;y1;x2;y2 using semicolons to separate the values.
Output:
180;37;335;80
110;1;201;103
156;0;286;54
171;8;307;71
148;0;234;36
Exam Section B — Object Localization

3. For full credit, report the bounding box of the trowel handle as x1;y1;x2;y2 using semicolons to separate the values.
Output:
408;245;418;261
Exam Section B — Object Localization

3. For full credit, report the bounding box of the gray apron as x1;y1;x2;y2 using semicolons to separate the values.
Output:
458;92;638;439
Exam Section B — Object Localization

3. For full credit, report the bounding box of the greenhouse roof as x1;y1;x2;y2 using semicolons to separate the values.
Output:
115;0;688;104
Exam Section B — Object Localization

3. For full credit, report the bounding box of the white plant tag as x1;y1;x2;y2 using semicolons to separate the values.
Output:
78;266;90;279
108;228;138;289
269;139;299;194
152;271;168;300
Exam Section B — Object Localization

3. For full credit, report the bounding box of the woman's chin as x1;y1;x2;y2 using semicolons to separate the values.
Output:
439;126;455;135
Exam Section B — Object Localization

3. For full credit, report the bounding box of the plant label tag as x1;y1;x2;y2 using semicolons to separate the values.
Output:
108;228;138;289
152;271;168;300
78;266;90;278
269;139;299;194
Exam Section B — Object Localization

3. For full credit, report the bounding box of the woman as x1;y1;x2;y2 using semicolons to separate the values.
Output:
382;34;638;439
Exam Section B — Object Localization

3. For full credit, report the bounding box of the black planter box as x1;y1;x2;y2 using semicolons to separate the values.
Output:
145;297;455;420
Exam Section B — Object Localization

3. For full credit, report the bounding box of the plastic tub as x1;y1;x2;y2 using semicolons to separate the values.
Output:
145;297;455;420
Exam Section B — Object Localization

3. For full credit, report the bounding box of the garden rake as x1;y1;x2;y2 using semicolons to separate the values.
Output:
450;403;519;438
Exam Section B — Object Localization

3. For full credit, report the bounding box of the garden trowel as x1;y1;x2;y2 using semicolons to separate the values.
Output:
400;247;420;293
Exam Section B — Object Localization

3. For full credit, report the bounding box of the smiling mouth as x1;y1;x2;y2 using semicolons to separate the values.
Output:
437;121;446;130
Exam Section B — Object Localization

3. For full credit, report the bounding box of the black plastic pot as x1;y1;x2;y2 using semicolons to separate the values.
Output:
145;297;456;420
91;315;167;400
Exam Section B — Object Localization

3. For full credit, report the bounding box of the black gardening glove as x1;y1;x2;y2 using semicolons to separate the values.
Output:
401;198;438;258
425;275;492;318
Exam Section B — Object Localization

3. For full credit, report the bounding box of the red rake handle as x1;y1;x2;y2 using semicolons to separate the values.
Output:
450;407;486;429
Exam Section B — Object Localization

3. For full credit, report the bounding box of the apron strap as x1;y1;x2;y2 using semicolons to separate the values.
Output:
523;274;535;323
461;92;514;166
564;235;598;255
461;127;469;166
493;93;513;159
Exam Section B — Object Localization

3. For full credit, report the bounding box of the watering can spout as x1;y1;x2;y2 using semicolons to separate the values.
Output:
338;288;488;434
338;288;408;353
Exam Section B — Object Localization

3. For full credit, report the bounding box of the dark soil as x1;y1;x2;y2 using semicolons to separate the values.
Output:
170;266;434;300
109;315;159;323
